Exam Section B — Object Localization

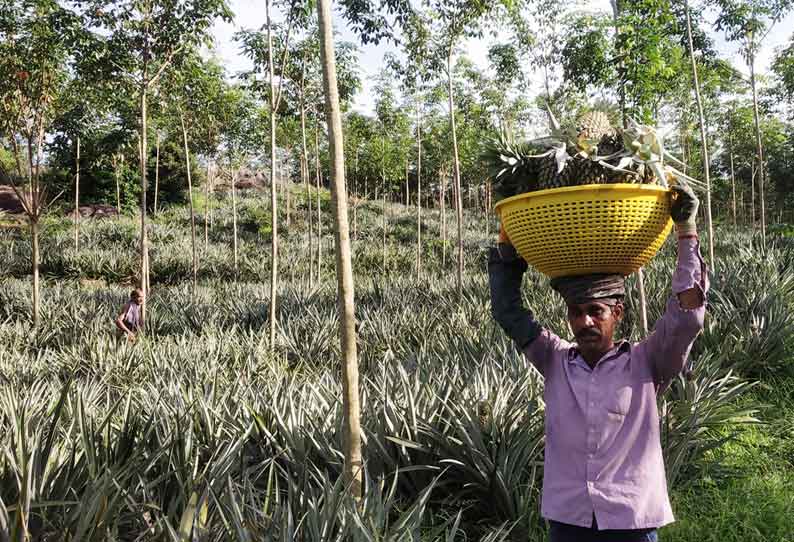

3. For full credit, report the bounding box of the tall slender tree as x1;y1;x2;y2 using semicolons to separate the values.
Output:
430;0;501;296
316;0;362;500
219;86;258;275
0;0;80;326
394;12;434;278
684;0;716;267
237;1;303;345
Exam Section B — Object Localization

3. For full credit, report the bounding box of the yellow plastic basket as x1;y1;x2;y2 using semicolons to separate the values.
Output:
494;183;673;278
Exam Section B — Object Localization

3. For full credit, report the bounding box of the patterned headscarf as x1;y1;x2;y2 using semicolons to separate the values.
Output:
550;274;626;305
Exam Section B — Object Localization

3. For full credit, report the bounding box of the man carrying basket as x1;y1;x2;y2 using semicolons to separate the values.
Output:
488;184;707;542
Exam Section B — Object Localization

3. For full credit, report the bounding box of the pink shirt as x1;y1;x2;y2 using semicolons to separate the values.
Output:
524;238;707;529
122;301;141;331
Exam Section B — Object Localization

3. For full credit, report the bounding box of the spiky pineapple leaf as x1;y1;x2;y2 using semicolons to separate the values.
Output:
481;129;544;201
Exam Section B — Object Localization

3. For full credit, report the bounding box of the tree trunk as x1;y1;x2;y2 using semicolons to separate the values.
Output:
405;160;409;206
381;135;386;273
154;132;160;215
317;0;363;500
738;187;744;224
353;148;359;240
31;219;40;326
416;105;422;279
209;162;215;229
306;150;315;286
729;147;736;226
232;163;239;274
636;268;649;334
382;191;387;273
351;196;357;236
749;51;766;242
441;168;447;268
139;83;149;333
115;155;122;213
684;0;715;267
205;161;211;248
300;81;314;286
751;160;756;225
315;111;322;279
267;0;279;347
206;162;211;241
485;181;491;238
180;112;198;292
74;134;80;251
285;158;291;228
446;48;464;296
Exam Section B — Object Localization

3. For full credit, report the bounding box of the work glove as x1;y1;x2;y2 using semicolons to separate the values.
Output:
670;183;699;237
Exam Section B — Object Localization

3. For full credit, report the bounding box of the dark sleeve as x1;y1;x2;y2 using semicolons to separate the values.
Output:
487;243;543;351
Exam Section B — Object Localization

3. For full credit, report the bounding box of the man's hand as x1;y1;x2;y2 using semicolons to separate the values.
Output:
670;183;699;237
671;183;704;309
498;223;511;244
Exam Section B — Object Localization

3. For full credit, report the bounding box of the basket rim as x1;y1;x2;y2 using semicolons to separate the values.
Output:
494;182;671;214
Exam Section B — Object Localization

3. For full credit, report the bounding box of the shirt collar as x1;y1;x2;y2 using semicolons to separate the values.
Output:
567;340;631;365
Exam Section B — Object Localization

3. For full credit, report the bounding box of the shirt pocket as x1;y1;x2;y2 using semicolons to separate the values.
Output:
605;385;633;417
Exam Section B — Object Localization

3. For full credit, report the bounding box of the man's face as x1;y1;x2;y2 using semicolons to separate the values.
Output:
133;293;144;305
567;300;623;358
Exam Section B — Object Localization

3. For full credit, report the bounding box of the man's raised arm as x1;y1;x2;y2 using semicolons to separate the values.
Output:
488;230;565;376
638;184;709;388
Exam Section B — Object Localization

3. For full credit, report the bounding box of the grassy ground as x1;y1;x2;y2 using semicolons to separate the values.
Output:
665;378;794;541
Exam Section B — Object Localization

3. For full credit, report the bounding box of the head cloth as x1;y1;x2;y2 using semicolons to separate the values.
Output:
550;273;626;305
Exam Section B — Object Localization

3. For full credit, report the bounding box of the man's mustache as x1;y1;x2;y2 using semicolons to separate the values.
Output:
576;329;601;340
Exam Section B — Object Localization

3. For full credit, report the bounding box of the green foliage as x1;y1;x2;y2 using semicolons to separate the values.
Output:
712;0;794;54
241;201;273;237
0;0;84;209
0;146;16;173
614;0;687;121
663;378;794;541
561;14;615;93
773;34;794;103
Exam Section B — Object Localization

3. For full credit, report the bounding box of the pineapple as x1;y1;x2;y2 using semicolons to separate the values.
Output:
536;110;617;188
482;105;694;201
536;155;564;189
576;110;615;150
481;128;544;199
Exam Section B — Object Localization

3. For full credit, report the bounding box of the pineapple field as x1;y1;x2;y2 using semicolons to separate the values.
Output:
1;189;793;541
5;0;794;539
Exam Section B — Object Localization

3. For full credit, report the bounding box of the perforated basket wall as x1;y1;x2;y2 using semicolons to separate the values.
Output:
495;183;673;278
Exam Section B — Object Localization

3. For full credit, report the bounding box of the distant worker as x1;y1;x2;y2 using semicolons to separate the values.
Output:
488;184;707;542
116;288;144;341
